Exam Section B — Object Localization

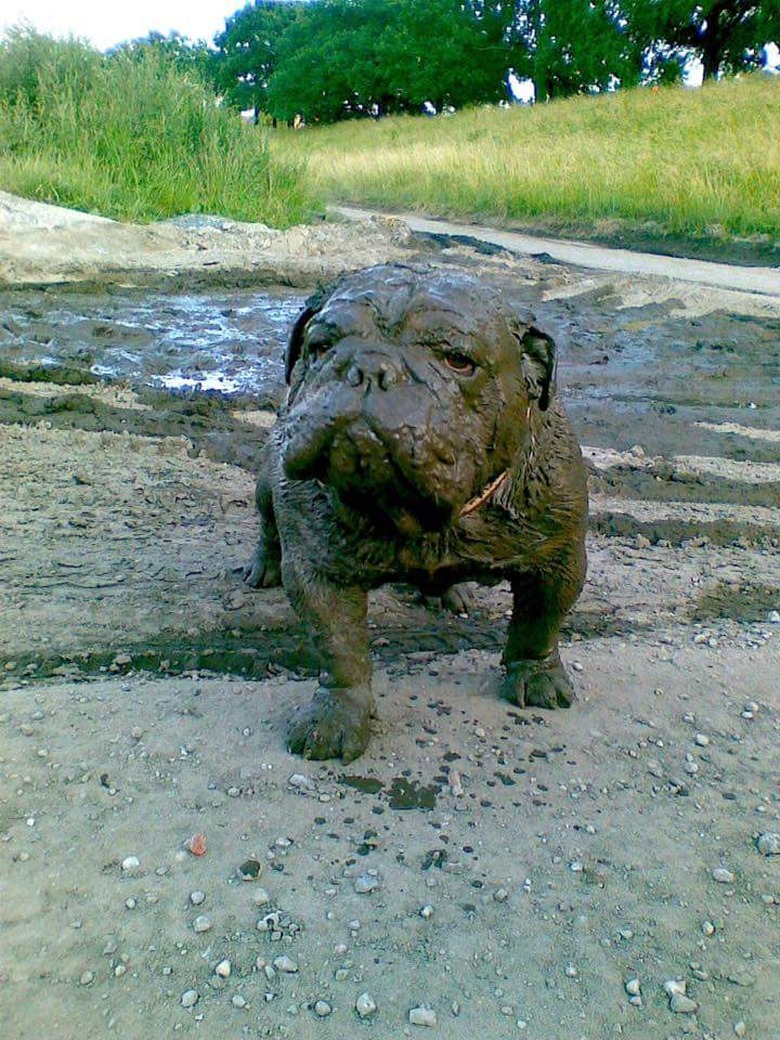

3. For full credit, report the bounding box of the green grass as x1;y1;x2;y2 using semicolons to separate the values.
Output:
0;29;318;227
272;75;780;242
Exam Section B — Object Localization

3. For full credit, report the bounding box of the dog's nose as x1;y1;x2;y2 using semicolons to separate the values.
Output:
345;359;398;390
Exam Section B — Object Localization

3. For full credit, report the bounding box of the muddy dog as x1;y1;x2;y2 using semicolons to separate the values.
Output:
245;263;588;762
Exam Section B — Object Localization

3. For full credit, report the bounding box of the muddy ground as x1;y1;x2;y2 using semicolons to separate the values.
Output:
0;200;779;1040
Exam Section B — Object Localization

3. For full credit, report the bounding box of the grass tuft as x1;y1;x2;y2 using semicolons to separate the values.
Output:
0;28;318;227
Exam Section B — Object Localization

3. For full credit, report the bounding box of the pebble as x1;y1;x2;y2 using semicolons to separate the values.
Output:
288;773;314;791
354;873;380;894
734;1021;747;1037
767;610;780;624
215;959;231;978
664;980;687;997
670;993;698;1014
625;978;640;997
80;971;95;986
409;1006;437;1027
757;832;780;856
180;989;199;1008
231;994;248;1009
273;955;298;973
193;915;213;933
493;888;509;903
420;905;434;919
121;856;140;872
701;920;716;936
190;891;206;906
713;867;735;884
252;887;272;907
694;733;710;747
314;1000;332;1017
355;992;377;1018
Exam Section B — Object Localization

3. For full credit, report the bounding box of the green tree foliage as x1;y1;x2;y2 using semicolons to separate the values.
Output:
619;1;780;81
251;0;509;121
214;1;303;120
108;31;216;85
509;0;642;101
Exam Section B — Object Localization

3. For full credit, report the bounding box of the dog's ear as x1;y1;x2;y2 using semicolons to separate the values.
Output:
519;326;556;411
284;284;330;384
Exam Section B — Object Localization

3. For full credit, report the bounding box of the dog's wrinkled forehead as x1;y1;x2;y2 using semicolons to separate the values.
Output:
316;265;513;339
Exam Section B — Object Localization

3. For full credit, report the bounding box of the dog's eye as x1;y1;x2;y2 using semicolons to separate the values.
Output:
306;338;331;362
444;352;476;376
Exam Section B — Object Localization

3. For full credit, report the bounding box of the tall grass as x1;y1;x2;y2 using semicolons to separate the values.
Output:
0;28;318;227
273;75;780;241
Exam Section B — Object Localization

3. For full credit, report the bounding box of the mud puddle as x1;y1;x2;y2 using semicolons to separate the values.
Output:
0;283;304;401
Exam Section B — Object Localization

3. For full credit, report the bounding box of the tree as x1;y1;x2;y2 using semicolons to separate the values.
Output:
266;0;511;122
619;1;780;81
108;31;215;85
509;0;642;101
214;1;303;121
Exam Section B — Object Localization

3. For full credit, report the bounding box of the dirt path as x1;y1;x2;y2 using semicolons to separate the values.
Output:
0;196;779;1039
334;205;780;299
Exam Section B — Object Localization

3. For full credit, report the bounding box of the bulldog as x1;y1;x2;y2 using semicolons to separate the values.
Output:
245;263;588;762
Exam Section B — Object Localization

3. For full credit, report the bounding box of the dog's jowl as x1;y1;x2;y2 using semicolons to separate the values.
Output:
245;263;588;762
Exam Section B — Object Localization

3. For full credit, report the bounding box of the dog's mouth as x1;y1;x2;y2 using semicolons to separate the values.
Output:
284;414;465;535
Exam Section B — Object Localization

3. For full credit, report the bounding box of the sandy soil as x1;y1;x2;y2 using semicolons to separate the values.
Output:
0;197;779;1040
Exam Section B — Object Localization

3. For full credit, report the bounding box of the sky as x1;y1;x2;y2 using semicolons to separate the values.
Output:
2;1;243;51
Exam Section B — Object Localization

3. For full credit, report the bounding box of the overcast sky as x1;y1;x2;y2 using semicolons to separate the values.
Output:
2;1;242;51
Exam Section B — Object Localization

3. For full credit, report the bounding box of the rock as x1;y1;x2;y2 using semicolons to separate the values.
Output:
251;887;272;907
664;979;686;997
193;914;213;933
409;1006;437;1027
314;1000;332;1017
288;773;314;791
734;1021;747;1037
670;993;698;1014
180;989;199;1008
273;955;298;973
190;891;206;906
493;888;509;903
80;970;95;986
694;733;710;747
121;856;140;872
625;978;641;997
701;920;715;936
354;873;380;894
757;832;780;856
712;867;735;884
420;904;434;919
238;858;263;881
232;993;248;1008
355;992;377;1018
215;959;231;978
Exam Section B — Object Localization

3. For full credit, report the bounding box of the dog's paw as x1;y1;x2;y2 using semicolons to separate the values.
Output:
242;547;281;588
287;687;374;763
501;651;575;710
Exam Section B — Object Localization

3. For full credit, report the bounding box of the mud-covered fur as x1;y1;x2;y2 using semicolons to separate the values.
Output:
245;263;588;762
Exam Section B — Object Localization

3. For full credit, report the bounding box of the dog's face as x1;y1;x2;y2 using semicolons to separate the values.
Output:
280;264;556;536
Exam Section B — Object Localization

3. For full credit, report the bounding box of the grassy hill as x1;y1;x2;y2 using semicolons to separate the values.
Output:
273;75;780;252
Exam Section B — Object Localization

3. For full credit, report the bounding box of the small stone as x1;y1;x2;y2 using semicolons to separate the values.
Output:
181;989;199;1008
664;980;687;997
355;992;377;1018
734;1021;747;1037
670;993;698;1014
713;867;735;884
232;994;248;1009
124;898;136;910
409;1006;437;1027
420;904;434;919
625;978;641;997
314;1000;332;1017
701;920;716;936
238;858;263;881
252;887;272;907
215;959;231;978
121;856;140;872
766;610;780;624
193;915;213;933
694;733;710;747
273;955;298;974
190;891;206;906
564;965;578;978
757;832;780;856
569;860;584;873
80;971;95;986
493;888;509;903
288;773;314;791
354;873;380;894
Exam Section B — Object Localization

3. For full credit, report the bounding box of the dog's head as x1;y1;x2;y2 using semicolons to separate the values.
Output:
280;264;556;535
